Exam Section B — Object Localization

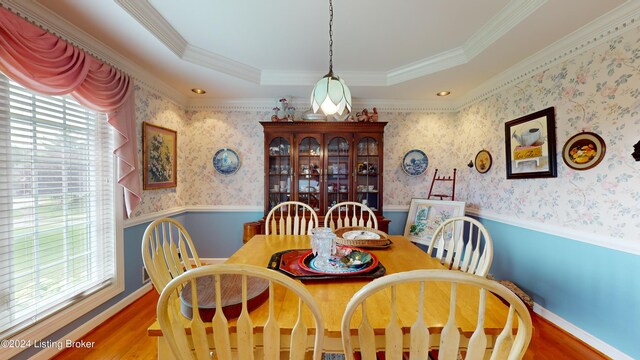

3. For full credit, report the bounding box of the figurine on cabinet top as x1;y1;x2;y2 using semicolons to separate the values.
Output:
355;107;378;122
271;97;295;121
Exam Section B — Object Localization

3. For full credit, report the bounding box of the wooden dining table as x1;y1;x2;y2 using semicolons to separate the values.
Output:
148;234;513;358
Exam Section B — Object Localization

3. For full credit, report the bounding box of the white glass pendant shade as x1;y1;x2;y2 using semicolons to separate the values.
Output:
311;74;352;116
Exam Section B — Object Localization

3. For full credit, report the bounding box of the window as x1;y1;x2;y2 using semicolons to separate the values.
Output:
0;73;122;350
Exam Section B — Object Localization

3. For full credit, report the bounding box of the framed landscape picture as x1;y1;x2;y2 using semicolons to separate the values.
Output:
142;122;177;189
505;107;557;179
403;199;466;245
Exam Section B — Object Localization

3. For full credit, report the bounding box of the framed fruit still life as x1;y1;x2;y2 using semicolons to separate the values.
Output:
562;132;605;170
474;150;492;173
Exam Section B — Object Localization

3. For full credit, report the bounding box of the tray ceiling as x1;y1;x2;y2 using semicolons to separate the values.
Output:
24;0;630;105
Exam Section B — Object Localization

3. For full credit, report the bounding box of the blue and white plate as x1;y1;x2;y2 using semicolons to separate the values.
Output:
402;149;428;176
309;256;368;274
213;148;240;175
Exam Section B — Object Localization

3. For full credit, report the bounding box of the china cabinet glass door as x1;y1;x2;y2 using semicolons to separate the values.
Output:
325;135;351;212
355;136;380;211
296;136;322;212
267;136;291;212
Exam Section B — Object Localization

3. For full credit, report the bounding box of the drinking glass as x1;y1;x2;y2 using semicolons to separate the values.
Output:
311;227;337;270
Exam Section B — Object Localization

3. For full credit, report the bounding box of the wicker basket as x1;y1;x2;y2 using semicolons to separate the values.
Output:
334;227;392;248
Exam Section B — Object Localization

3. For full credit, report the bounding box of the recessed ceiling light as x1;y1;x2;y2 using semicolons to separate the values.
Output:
191;88;206;94
436;91;451;96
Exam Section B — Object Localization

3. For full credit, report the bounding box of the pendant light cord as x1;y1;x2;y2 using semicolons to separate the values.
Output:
328;0;334;74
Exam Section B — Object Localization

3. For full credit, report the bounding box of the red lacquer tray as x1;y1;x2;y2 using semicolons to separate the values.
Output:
297;248;379;275
267;249;385;281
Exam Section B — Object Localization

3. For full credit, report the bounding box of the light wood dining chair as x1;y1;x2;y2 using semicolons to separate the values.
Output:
265;201;319;235
427;216;493;276
142;217;202;293
341;269;532;360
157;264;325;360
324;201;378;230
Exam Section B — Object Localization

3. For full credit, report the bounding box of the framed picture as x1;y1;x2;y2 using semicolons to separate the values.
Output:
403;199;466;245
474;150;492;173
402;149;429;176
212;148;241;175
505;107;557;179
142;122;177;189
562;132;606;170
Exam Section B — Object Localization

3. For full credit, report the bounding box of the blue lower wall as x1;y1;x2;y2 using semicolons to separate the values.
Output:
385;211;638;357
478;218;639;359
19;210;637;359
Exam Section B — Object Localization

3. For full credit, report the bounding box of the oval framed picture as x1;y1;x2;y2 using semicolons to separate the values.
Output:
402;149;429;176
212;148;240;175
474;150;492;174
562;132;605;170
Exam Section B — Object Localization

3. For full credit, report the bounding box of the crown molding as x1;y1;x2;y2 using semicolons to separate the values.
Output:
3;0;187;106
182;44;261;83
387;47;468;85
458;0;640;108
187;0;640;115
8;0;639;114
116;0;542;88
464;0;546;59
114;0;187;57
186;97;458;113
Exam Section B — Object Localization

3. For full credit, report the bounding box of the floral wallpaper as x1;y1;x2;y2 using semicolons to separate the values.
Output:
182;110;266;206
456;27;640;242
129;25;640;244
131;85;186;217
381;111;460;206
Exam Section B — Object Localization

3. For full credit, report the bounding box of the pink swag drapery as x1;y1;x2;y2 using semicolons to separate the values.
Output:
0;7;141;216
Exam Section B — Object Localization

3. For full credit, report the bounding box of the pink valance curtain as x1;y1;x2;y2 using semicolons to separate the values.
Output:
0;7;141;216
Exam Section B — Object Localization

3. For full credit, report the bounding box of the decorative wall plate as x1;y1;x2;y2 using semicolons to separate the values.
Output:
562;132;605;170
402;149;428;176
213;148;240;175
474;150;492;173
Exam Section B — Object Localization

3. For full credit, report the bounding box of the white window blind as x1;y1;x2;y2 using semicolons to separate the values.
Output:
0;73;115;340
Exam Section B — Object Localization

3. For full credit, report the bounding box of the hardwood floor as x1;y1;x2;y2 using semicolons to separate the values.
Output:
53;290;609;360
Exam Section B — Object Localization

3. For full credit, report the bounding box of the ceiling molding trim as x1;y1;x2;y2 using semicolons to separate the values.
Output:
186;98;458;113
383;0;547;86
114;0;187;57
133;78;186;110
386;47;467;85
117;0;261;84
354;100;458;113
182;45;261;83
463;0;547;59
112;0;542;88
6;0;187;106
458;0;640;109
188;98;278;112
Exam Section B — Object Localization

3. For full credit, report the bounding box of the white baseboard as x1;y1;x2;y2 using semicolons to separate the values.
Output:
30;283;153;360
533;303;632;360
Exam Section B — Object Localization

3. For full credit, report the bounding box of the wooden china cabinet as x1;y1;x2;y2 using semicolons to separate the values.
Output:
243;121;390;240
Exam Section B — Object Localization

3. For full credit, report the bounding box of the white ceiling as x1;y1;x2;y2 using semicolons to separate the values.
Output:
13;0;632;106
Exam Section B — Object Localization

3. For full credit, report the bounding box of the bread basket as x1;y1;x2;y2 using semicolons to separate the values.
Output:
334;227;392;249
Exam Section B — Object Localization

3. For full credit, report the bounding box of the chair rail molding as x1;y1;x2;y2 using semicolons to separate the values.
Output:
465;208;640;256
124;205;263;228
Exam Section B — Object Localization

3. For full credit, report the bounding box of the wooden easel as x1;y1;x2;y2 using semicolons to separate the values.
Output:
427;168;457;200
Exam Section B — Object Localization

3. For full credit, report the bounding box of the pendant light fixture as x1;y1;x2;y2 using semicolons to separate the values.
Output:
310;0;352;116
